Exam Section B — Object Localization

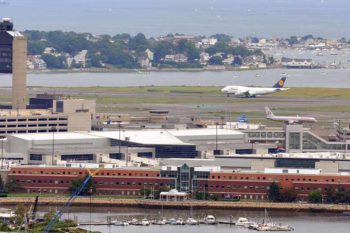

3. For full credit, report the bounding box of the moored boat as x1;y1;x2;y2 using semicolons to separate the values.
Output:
204;215;216;224
186;217;198;225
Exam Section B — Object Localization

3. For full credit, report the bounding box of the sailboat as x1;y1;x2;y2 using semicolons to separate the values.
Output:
186;204;198;225
252;209;293;231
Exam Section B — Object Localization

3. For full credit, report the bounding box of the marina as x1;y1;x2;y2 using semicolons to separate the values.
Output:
54;207;350;233
75;209;293;231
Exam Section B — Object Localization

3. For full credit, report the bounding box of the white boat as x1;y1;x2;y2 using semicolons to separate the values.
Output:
129;218;139;225
141;218;150;226
153;218;167;225
235;217;256;227
186;217;198;225
254;209;293;231
255;223;293;231
112;220;129;226
204;215;216;224
168;218;177;225
175;218;185;225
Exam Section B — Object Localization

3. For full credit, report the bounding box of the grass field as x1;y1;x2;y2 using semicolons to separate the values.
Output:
1;86;349;125
61;86;350;98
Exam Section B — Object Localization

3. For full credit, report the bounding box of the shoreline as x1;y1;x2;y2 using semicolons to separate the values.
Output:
25;65;293;74
1;197;349;213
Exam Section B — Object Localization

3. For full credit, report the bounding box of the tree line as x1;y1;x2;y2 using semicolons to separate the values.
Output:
24;31;266;69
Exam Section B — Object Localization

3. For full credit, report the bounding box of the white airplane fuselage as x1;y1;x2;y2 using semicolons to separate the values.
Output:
221;86;287;97
267;115;317;124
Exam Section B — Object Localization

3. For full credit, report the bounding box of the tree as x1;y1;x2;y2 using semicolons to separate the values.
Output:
208;56;223;65
128;33;149;54
345;189;350;204
205;42;231;55
231;46;254;57
42;54;67;69
154;186;171;199
324;187;336;203
0;175;5;193
174;39;200;62
335;190;347;203
287;36;299;46
302;34;314;41
152;41;174;62
0;222;10;232
69;176;96;196
268;182;280;202
139;188;151;198
103;48;138;68
211;34;232;43
12;204;29;225
280;188;297;202
308;190;322;203
232;56;243;66
6;179;24;193
87;52;103;68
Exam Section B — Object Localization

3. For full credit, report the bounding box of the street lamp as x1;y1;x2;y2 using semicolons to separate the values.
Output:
125;136;130;167
51;126;56;165
214;122;220;155
116;121;122;155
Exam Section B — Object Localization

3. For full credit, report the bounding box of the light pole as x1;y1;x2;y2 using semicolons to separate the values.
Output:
215;123;218;150
125;137;130;167
1;139;3;169
343;130;348;153
51;126;56;165
117;121;122;155
214;122;219;155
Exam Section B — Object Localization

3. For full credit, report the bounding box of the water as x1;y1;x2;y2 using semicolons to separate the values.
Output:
55;207;350;233
1;0;350;38
1;68;350;88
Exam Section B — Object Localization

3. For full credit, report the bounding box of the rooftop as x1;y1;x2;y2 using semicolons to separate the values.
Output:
10;132;103;141
89;130;189;145
0;109;58;117
168;128;244;137
216;152;350;161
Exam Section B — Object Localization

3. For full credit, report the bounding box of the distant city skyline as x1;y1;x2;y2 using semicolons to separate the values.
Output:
0;0;349;38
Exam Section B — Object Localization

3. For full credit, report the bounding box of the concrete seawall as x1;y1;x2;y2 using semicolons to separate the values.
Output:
1;197;349;213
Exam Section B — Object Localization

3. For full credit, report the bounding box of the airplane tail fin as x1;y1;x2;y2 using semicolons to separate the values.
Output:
265;107;274;118
273;77;287;88
238;114;247;123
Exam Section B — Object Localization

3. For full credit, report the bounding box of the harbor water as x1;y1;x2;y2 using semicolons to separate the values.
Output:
1;68;350;88
54;207;350;233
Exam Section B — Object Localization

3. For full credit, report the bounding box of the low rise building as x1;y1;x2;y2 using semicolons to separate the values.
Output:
6;163;350;201
281;57;313;68
0;97;95;137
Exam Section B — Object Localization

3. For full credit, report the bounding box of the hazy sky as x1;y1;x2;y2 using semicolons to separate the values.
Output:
0;0;349;38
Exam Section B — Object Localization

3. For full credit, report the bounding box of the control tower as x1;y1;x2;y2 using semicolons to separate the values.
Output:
0;18;27;109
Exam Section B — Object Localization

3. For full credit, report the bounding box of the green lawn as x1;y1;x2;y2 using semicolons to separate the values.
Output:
60;86;350;98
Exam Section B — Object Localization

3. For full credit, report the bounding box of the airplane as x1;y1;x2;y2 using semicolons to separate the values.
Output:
265;107;317;124
221;77;289;98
